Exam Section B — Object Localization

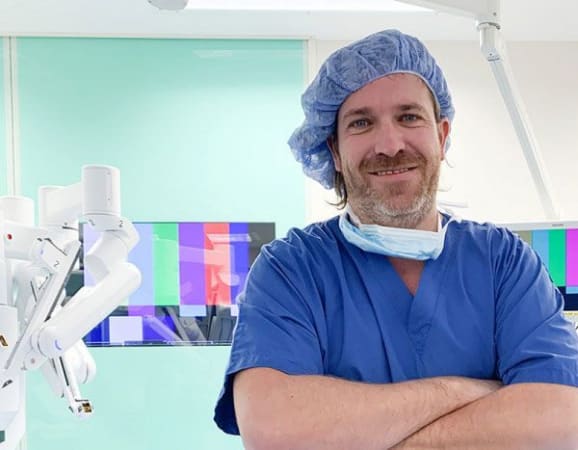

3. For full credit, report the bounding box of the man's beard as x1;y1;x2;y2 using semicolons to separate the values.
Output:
343;152;441;229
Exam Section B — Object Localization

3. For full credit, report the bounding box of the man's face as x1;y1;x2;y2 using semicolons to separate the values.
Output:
329;73;450;228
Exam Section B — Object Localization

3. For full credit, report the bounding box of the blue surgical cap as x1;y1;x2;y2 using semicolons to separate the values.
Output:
288;29;455;189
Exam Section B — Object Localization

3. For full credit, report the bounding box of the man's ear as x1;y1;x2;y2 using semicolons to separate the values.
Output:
327;135;342;172
437;118;450;160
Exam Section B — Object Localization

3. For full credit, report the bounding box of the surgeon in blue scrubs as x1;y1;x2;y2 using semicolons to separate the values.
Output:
214;29;578;449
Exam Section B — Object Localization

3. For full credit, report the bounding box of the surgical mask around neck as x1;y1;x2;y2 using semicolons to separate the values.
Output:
338;208;452;260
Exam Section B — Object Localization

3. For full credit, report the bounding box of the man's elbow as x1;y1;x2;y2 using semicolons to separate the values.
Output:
239;418;300;450
528;384;578;449
234;368;305;450
558;424;578;450
561;396;578;448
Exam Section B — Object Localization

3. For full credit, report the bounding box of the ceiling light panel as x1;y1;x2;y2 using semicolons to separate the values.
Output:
184;0;432;12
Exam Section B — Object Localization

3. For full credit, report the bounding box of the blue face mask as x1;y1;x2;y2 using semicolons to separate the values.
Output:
338;209;453;260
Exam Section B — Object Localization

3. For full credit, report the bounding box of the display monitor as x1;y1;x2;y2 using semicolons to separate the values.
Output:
69;221;275;346
503;221;578;329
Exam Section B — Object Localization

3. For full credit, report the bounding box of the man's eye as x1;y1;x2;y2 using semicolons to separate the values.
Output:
399;113;424;125
349;118;370;129
400;114;420;122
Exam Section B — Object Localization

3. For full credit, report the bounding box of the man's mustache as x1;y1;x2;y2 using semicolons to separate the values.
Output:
361;153;424;171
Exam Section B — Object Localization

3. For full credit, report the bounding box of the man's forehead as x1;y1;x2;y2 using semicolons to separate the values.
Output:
339;73;435;117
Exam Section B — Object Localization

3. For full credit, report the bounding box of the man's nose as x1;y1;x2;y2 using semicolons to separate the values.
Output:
373;121;404;156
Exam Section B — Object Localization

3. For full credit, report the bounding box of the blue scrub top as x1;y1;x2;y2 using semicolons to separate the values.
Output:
214;216;578;435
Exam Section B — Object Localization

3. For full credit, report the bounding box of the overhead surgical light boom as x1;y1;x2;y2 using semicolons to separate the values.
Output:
398;0;560;219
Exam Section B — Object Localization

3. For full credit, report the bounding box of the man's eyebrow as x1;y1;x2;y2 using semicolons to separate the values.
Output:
399;103;428;113
341;103;430;121
341;107;372;121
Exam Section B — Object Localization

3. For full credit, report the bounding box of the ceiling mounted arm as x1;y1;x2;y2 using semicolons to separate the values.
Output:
478;24;559;219
396;0;499;25
398;0;560;219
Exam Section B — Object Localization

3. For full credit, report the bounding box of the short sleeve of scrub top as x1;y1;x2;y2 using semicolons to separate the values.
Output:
213;232;325;435
490;226;578;385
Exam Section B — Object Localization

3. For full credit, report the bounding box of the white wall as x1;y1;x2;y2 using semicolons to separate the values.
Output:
305;39;578;225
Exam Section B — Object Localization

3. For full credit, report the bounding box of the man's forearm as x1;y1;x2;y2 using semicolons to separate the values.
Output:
234;368;499;450
393;383;578;450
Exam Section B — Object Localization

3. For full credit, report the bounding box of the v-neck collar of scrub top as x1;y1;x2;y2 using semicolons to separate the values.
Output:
342;213;458;378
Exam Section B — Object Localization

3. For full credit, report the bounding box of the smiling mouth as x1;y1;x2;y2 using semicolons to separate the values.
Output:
369;166;417;176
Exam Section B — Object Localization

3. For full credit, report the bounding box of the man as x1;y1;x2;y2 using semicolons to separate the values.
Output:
214;29;578;449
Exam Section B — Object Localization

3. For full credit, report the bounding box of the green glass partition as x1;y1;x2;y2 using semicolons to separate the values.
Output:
18;37;307;450
16;37;306;237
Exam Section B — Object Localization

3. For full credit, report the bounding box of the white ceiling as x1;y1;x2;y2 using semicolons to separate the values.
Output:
0;0;576;42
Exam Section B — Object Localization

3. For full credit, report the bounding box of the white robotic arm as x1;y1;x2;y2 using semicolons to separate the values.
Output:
26;218;140;365
0;165;141;447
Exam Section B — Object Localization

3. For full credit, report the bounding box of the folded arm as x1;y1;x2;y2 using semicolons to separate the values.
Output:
393;382;578;450
233;367;500;450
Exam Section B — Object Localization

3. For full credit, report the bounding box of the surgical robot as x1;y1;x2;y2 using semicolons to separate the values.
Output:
0;165;141;449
